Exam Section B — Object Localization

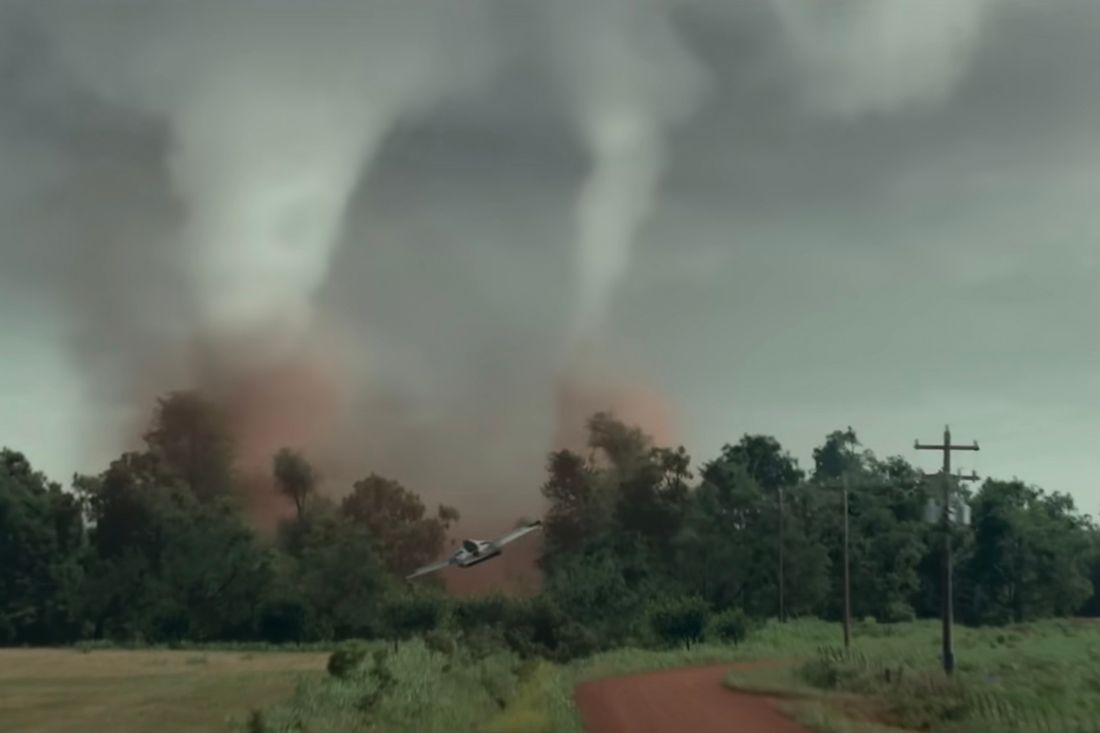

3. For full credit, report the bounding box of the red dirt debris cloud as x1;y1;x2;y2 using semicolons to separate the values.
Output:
120;326;684;597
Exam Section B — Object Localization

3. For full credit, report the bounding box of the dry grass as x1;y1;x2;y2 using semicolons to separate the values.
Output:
0;649;326;733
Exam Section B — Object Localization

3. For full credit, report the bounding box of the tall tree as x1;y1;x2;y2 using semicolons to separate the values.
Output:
143;391;235;502
340;474;458;578
614;446;693;551
76;451;269;641
273;448;315;521
719;434;804;493
541;449;605;559
807;429;932;623
291;508;393;639
0;450;84;644
541;414;688;569
964;480;1094;623
675;460;768;611
586;411;653;474
812;427;862;482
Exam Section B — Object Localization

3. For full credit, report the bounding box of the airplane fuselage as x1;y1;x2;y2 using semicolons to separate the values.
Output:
451;539;500;568
456;549;502;568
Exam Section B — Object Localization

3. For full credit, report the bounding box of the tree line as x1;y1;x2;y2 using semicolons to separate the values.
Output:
3;392;1099;651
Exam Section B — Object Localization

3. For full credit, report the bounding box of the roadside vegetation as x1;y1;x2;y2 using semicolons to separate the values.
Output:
726;619;1100;733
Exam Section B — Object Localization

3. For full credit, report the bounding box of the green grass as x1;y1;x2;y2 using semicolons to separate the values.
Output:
725;618;1100;733
0;648;326;733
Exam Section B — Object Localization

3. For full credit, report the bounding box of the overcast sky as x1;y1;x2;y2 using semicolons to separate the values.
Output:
1;0;1097;516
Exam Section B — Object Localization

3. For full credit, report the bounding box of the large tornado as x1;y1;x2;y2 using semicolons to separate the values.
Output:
28;1;496;516
545;0;709;351
544;0;708;450
38;1;491;364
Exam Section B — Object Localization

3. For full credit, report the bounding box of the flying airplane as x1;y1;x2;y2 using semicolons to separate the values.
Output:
405;520;543;580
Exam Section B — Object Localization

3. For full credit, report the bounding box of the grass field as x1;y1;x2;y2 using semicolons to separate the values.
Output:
5;619;1098;733
724;618;1100;733
0;648;327;733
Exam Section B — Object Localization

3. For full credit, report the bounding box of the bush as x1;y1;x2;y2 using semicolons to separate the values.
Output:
357;649;397;713
326;640;370;678
258;598;310;643
382;594;446;642
709;608;751;645
451;595;513;634
882;601;916;624
647;597;709;649
423;629;457;657
501;597;567;659
245;708;267;733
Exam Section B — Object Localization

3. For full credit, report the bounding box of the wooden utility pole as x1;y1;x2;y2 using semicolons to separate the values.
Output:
842;473;851;652
778;485;786;623
915;425;979;675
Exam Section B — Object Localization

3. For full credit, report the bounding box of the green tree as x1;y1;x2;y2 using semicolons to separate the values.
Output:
586;411;654;474
719;434;804;493
542;414;689;565
647;596;709;648
340;474;458;578
964;480;1094;624
811;427;862;482
0;450;84;644
687;442;828;618
273;448;315;521
292;506;392;639
542;547;645;645
381;593;446;646
674;461;766;611
614;445;692;551
76;451;270;641
1082;530;1100;617
143;392;235;502
540;449;605;559
807;429;931;623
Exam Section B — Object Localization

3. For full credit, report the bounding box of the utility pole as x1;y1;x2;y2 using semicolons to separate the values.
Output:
915;425;979;675
842;472;851;653
823;472;853;652
778;484;786;623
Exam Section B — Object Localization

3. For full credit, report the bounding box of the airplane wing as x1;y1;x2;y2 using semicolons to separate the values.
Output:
405;558;451;580
491;520;542;548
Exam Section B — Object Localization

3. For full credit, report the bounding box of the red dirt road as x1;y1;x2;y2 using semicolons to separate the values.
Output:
575;663;811;733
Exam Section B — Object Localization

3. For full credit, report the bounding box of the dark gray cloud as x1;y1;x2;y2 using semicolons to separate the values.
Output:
1;0;1098;514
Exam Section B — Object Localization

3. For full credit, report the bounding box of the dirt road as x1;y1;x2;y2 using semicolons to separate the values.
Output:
574;663;810;733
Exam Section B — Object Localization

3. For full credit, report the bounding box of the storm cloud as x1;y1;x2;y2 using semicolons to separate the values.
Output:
1;0;1098;520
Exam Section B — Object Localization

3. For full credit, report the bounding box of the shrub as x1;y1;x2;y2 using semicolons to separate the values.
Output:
382;594;445;642
501;597;566;659
423;629;458;657
882;601;916;624
246;709;267;733
647;597;709;649
357;649;396;713
709;607;751;645
258;598;310;643
327;640;370;678
451;595;513;633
